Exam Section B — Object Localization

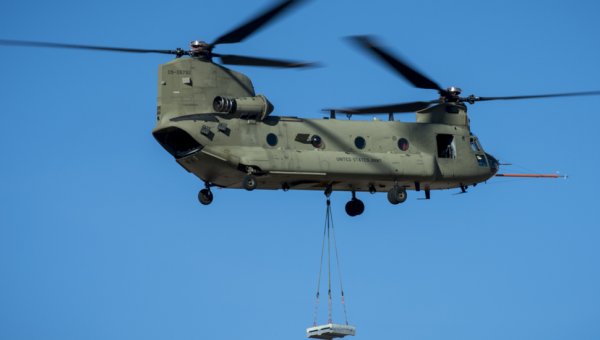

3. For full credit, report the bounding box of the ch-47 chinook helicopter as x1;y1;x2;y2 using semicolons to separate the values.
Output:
2;0;599;217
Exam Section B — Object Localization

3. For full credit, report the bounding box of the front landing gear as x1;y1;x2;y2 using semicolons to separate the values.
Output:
242;174;257;191
345;191;364;217
197;182;214;205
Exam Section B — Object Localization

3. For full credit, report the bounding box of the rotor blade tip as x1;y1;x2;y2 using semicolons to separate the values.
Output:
347;35;374;44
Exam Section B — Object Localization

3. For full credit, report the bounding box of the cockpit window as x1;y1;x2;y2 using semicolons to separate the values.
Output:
476;154;488;167
470;138;481;152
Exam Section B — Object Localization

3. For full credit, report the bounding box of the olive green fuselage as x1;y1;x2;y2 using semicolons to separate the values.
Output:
152;58;498;194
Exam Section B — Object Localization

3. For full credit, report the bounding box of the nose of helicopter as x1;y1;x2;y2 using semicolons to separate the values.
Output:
486;153;500;174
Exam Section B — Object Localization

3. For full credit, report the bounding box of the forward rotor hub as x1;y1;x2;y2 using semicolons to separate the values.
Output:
444;86;462;102
446;86;462;96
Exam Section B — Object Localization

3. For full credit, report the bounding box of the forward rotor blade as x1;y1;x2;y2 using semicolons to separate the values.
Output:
215;53;317;68
325;101;433;114
0;39;180;55
470;91;600;102
349;35;445;93
211;0;304;46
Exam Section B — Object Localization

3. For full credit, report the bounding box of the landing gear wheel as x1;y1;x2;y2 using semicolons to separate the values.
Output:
242;174;257;191
345;201;356;217
354;199;365;215
198;188;213;205
387;186;407;205
345;199;365;217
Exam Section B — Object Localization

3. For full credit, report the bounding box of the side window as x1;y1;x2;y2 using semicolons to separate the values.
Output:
266;133;278;147
436;134;456;159
311;135;323;148
398;138;409;151
354;136;366;150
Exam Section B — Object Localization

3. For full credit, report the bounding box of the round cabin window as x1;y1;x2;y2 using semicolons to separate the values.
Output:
398;138;409;151
266;133;278;146
354;136;366;149
311;135;323;148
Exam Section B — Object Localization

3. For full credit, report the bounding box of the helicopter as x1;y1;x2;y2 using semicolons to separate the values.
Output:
2;0;598;217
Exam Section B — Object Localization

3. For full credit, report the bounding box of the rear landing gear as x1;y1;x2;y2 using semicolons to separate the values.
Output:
345;191;364;217
387;186;407;205
198;184;214;205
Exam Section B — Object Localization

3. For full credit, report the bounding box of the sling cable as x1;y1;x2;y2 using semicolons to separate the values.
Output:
306;195;356;339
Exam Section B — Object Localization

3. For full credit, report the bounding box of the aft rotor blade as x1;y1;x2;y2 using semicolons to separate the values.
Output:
211;0;304;46
349;35;445;93
325;101;433;114
0;39;181;55
470;91;600;102
215;53;317;68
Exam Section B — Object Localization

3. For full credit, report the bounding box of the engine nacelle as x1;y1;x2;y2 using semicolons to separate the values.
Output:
213;95;274;120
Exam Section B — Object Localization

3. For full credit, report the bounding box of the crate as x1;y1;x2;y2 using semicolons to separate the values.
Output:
306;323;356;339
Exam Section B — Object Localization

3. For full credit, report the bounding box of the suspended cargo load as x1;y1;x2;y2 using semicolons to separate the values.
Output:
308;196;355;339
307;323;356;339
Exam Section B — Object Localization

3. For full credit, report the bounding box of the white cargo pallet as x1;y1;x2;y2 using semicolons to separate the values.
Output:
306;323;356;339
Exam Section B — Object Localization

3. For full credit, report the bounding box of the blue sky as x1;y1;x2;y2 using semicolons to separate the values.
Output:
1;0;599;339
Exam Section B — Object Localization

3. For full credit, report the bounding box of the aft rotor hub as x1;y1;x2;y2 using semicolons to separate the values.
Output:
189;40;212;59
